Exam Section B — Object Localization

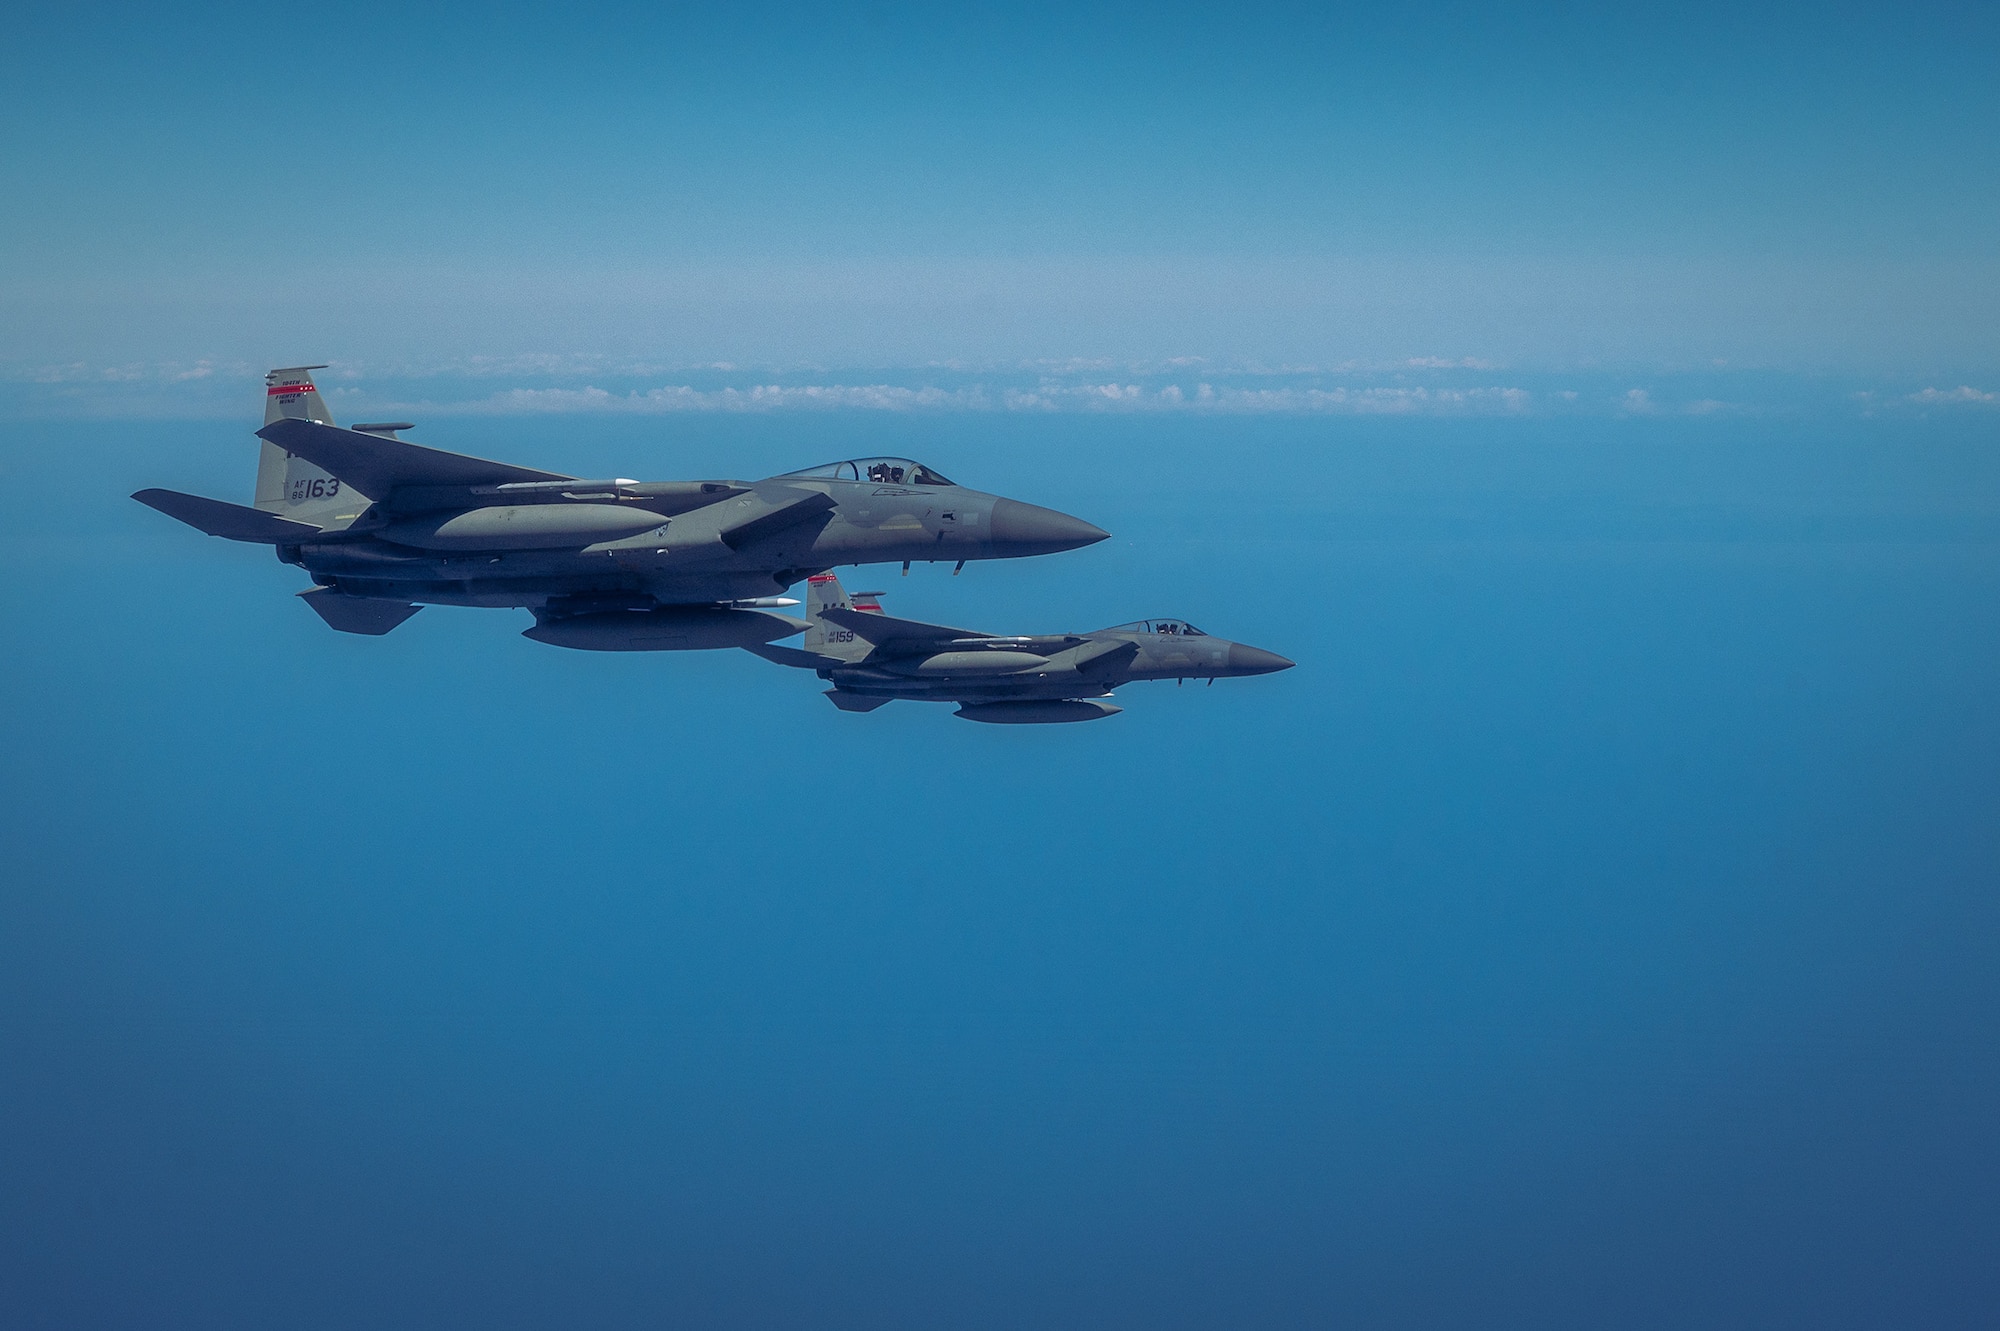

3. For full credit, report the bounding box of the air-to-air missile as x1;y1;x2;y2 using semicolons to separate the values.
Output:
133;366;1108;647
746;572;1293;723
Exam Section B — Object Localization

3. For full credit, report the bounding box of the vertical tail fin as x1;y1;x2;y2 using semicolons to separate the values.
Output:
262;365;336;428
803;573;875;663
253;365;371;529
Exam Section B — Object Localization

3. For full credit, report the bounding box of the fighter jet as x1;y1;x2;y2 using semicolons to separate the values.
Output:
133;366;1108;647
748;572;1294;722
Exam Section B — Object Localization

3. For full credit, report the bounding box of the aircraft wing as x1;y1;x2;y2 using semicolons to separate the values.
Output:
817;603;984;650
1071;638;1140;674
720;487;838;549
133;488;325;543
257;417;571;497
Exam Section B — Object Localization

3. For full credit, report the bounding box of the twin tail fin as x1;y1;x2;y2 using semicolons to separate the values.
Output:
253;366;369;529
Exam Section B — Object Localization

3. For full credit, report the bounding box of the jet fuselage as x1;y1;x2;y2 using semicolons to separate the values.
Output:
278;468;1102;613
814;623;1294;705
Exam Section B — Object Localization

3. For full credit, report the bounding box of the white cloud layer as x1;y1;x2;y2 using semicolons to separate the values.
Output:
438;382;1538;417
0;357;1972;422
1906;385;1998;406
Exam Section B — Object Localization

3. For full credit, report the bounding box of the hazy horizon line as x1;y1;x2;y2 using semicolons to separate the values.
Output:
2;358;1994;423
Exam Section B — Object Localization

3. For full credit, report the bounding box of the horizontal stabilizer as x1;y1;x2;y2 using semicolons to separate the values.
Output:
258;417;571;497
744;643;829;669
298;587;423;635
825;690;894;713
133;488;324;543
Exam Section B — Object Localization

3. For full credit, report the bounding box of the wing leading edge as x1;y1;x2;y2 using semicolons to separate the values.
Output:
256;417;572;498
816;603;984;649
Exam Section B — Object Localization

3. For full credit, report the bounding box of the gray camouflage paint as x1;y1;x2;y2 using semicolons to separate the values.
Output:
133;367;1108;639
749;573;1293;723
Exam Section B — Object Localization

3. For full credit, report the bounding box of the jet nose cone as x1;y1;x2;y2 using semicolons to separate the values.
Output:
1227;644;1295;675
988;499;1110;554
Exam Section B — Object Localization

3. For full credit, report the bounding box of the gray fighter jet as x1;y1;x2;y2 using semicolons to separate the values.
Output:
133;366;1108;647
749;573;1294;722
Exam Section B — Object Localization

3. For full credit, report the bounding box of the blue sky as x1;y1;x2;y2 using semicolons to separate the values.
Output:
4;2;1997;381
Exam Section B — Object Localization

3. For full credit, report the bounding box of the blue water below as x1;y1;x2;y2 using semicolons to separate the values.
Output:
4;411;1998;1328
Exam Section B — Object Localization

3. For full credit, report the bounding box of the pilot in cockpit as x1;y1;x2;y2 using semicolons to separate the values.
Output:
867;462;906;484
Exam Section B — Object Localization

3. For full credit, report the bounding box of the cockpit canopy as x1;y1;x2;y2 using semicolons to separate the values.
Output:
781;457;957;487
1108;619;1207;637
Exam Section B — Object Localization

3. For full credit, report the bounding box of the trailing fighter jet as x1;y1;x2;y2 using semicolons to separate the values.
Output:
133;366;1108;646
748;573;1293;723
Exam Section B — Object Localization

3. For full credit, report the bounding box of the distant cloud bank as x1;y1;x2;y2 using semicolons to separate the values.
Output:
1;356;1993;422
459;382;1538;416
1906;385;1999;406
